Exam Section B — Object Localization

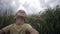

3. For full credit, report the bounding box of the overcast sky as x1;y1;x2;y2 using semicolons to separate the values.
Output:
0;0;60;15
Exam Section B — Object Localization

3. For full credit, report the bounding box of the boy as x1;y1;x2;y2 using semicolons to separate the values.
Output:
0;10;39;34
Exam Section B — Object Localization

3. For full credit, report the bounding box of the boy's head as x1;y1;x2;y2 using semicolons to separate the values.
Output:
14;10;26;24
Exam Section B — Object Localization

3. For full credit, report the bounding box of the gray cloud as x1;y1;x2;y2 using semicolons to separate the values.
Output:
40;0;60;8
0;0;60;15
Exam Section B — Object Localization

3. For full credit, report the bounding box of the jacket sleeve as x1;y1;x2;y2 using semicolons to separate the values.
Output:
2;24;13;33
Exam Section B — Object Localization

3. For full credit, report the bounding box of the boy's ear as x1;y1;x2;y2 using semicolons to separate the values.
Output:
14;16;16;20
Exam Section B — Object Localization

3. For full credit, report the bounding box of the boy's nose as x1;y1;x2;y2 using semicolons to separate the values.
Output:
17;14;25;17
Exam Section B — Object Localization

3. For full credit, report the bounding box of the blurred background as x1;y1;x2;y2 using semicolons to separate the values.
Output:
0;0;60;34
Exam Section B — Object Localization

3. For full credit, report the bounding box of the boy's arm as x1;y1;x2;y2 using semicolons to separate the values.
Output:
0;24;12;33
26;24;39;34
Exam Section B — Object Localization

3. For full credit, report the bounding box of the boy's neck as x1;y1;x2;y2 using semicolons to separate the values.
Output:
16;22;25;25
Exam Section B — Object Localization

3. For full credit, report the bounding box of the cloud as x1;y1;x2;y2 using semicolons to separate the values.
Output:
16;0;42;15
0;0;60;15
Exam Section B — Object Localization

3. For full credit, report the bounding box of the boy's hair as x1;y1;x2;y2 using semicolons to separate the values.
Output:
16;10;26;16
